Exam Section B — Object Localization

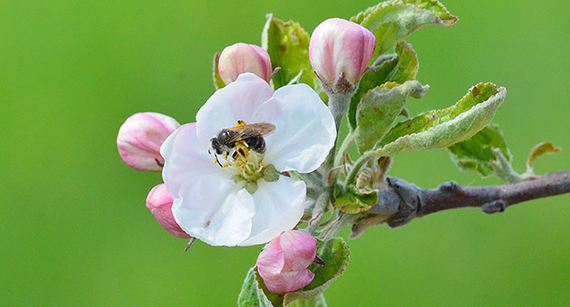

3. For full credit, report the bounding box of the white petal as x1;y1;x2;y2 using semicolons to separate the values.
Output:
254;84;336;173
161;123;226;198
172;175;256;246
238;176;306;246
196;73;274;146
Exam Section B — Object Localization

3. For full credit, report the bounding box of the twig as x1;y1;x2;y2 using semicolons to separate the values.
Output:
349;170;570;237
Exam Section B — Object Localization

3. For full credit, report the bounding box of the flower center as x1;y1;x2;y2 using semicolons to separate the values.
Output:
209;120;280;193
228;144;265;182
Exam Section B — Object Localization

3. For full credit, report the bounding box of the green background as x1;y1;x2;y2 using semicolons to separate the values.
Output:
1;0;568;306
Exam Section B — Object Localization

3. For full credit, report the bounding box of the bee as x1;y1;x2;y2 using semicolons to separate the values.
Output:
209;120;276;165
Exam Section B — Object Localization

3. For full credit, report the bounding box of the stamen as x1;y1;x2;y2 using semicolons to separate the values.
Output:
208;119;271;186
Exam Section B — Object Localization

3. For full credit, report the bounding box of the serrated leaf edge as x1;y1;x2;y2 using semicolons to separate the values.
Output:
375;86;506;157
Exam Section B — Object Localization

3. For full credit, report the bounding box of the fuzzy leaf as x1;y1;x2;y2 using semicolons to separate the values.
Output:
354;80;429;153
389;41;420;84
349;42;420;130
335;187;378;214
287;294;327;307
526;142;561;174
283;238;350;305
238;267;273;307
373;83;506;157
212;52;226;90
490;147;524;184
446;124;512;177
262;14;319;91
351;0;458;58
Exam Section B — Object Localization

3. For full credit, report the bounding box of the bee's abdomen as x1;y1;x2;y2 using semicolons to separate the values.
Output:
245;137;266;153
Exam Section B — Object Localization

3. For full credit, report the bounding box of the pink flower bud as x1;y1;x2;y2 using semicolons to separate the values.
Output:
218;43;272;84
309;18;376;89
117;112;180;172
146;183;191;238
256;230;318;293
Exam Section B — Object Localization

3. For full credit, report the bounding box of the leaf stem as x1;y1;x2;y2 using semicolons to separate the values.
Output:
334;131;355;167
306;192;330;235
344;151;375;188
323;92;353;183
319;213;358;241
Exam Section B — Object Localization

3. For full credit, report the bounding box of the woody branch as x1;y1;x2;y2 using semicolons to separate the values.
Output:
360;170;570;229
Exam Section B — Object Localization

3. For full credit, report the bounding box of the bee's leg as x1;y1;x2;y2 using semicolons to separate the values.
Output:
228;149;237;160
236;142;250;158
213;156;223;167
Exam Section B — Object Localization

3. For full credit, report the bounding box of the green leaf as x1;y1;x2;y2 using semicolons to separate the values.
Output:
354;80;429;154
335;186;378;214
287;294;328;307
238;267;273;307
351;0;458;58
261;14;319;91
389;41;420;84
212;52;226;90
348;41;420;130
526;141;561;174
447;124;512;177
373;83;506;157
283;238;350;306
490;147;524;184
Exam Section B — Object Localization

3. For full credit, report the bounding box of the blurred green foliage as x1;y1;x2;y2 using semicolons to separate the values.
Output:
0;0;568;306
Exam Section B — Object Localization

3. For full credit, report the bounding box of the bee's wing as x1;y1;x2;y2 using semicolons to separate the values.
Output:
246;122;276;136
227;122;276;143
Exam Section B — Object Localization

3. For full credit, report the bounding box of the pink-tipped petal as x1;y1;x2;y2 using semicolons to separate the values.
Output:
218;43;272;84
256;230;318;293
145;183;191;238
117;112;180;171
309;18;375;87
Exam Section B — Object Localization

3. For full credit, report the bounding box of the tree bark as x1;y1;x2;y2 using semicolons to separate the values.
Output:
349;170;570;237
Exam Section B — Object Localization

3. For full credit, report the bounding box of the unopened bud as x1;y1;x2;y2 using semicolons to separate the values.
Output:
117;112;180;171
146;184;191;238
256;230;317;293
218;43;272;85
309;18;375;93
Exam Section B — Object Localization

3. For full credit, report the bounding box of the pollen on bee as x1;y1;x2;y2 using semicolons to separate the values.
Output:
235;142;250;159
236;120;247;127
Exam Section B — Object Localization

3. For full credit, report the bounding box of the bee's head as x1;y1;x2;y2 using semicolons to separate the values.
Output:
209;137;223;155
217;130;232;143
